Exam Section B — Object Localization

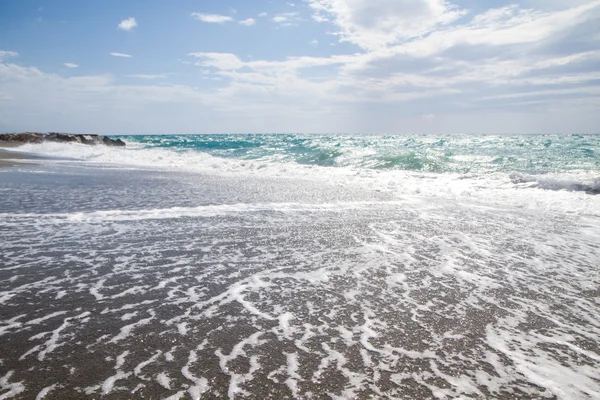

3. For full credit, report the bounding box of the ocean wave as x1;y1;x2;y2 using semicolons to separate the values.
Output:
16;134;600;175
0;201;409;224
12;137;600;215
510;172;600;194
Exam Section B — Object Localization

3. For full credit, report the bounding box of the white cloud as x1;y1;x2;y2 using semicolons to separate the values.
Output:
179;0;600;129
258;12;268;17
310;1;600;57
239;18;256;26
272;12;301;26
309;0;467;50
399;1;600;56
110;52;132;58
189;53;245;71
128;74;167;80
480;86;600;101
64;63;79;68
1;52;598;134
0;50;18;60
310;39;319;47
117;17;137;31
191;13;234;23
0;62;219;133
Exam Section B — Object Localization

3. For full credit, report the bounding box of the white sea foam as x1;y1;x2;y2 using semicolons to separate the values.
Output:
0;201;401;225
0;371;25;400
34;384;57;400
55;291;67;299
25;311;68;326
486;317;600;399
101;371;130;395
89;279;106;300
181;349;209;400
109;310;155;343
14;141;600;215
20;312;90;361
177;322;188;336
510;172;600;193
156;372;172;390
2;140;600;398
0;314;26;337
163;391;186;400
98;351;131;395
164;347;177;362
284;353;301;398
133;351;161;381
121;311;138;321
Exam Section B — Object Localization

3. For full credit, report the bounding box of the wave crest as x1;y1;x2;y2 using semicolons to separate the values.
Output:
510;172;600;194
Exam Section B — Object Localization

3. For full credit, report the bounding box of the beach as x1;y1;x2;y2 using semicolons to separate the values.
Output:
0;142;34;167
2;0;599;396
1;134;599;399
0;141;54;167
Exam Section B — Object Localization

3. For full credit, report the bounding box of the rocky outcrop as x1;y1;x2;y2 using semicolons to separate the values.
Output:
0;132;44;143
102;136;126;147
0;132;126;147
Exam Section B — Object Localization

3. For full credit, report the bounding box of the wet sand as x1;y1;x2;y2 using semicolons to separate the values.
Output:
0;141;26;148
1;165;599;398
0;142;39;166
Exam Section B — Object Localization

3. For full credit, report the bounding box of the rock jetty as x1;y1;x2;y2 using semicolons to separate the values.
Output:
0;132;126;147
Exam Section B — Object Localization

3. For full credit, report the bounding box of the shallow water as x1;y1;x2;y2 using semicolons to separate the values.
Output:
1;135;600;399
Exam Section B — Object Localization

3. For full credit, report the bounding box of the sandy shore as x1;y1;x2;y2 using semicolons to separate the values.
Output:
0;141;39;166
0;141;26;148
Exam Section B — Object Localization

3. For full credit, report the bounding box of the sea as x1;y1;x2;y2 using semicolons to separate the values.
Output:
0;134;599;399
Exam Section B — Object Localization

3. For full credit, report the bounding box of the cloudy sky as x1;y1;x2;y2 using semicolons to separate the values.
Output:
1;0;599;134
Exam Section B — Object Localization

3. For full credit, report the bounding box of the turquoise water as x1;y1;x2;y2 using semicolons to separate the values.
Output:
121;134;600;175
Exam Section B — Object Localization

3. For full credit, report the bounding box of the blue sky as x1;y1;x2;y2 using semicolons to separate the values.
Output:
0;0;599;134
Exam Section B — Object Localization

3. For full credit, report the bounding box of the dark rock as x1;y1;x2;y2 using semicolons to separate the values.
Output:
0;132;44;143
46;133;79;143
102;136;126;147
0;132;125;147
78;135;103;145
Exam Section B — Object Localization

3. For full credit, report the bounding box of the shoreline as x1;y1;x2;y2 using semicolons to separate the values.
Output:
0;135;125;168
0;141;26;148
0;142;39;167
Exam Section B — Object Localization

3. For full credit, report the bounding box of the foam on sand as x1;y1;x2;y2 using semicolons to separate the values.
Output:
1;142;599;398
0;371;25;400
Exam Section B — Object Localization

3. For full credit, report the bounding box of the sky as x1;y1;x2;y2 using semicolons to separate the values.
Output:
0;0;599;134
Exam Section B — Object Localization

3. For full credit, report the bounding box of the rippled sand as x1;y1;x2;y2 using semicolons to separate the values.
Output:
1;166;599;399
